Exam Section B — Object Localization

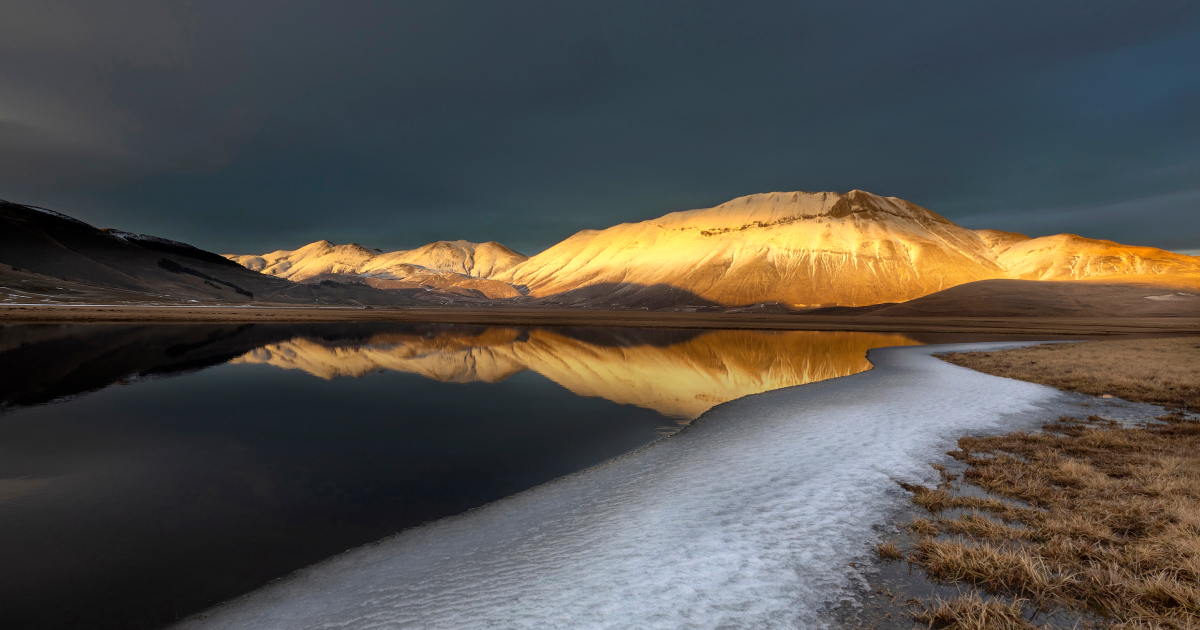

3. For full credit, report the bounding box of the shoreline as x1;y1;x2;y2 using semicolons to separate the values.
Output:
4;304;1200;336
171;342;1078;629
859;338;1200;629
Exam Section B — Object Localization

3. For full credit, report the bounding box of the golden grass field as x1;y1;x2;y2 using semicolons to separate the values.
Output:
941;337;1200;411
872;338;1200;629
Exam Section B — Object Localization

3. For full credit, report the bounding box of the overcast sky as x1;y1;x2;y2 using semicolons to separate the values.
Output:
2;1;1198;255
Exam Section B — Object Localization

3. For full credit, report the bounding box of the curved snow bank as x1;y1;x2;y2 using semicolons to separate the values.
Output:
178;342;1062;629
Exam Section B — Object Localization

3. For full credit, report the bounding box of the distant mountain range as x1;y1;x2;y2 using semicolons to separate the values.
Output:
3;191;1198;315
494;190;1200;307
226;239;528;299
226;189;1200;309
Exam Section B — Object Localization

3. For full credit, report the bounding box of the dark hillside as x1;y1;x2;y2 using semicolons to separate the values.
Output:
0;200;416;306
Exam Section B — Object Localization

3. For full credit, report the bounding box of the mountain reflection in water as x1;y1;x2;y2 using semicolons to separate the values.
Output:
232;328;922;420
0;322;923;630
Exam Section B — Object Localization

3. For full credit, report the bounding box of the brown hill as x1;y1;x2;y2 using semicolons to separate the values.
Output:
868;278;1200;318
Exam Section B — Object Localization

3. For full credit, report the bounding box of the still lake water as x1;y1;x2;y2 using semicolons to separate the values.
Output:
0;322;931;629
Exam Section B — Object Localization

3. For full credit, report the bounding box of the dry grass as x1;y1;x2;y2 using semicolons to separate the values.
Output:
877;338;1200;629
911;593;1037;630
895;413;1200;629
939;337;1200;411
878;541;905;561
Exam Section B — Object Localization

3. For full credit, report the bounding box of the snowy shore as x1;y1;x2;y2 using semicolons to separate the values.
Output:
177;342;1073;629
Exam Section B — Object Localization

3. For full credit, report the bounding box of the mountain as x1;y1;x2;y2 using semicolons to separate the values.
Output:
0;200;419;306
8;192;1197;312
979;232;1200;283
226;239;528;299
497;190;1200;308
499;190;1006;307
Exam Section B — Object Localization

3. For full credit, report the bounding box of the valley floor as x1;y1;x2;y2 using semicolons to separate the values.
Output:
3;304;1200;336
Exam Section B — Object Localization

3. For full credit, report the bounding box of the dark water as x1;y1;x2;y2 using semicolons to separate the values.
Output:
0;322;948;629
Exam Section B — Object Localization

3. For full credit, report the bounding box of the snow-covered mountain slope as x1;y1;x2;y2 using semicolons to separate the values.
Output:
498;190;1200;307
225;239;527;296
499;190;1009;307
225;190;1200;308
993;233;1200;283
974;229;1032;256
227;241;374;280
361;240;527;279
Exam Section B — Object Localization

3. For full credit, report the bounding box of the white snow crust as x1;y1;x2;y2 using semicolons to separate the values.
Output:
22;204;93;226
177;342;1063;630
106;229;197;250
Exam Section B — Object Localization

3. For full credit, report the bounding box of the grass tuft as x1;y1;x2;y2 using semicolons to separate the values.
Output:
911;593;1036;630
877;541;905;561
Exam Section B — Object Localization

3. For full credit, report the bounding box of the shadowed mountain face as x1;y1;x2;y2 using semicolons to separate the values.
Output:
0;200;421;306
231;327;923;419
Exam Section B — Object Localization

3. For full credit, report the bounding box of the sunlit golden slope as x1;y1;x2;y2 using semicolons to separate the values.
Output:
231;328;922;419
225;190;1200;308
498;190;1008;307
496;190;1200;307
225;239;527;283
982;232;1200;285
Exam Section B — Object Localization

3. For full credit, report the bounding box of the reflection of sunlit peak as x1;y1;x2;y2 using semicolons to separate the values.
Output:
231;329;922;419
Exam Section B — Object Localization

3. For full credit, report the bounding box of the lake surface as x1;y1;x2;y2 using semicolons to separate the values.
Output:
0;323;929;628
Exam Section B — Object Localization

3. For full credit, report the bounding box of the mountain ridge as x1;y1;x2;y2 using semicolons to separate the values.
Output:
488;189;1200;307
498;190;1007;307
226;239;526;281
7;191;1198;311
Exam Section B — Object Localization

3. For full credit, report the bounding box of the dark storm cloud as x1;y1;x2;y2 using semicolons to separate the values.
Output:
2;0;1198;254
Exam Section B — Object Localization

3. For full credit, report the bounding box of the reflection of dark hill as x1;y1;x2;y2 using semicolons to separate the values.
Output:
528;282;722;310
0;323;421;409
0;323;718;411
0;324;280;409
0;200;417;306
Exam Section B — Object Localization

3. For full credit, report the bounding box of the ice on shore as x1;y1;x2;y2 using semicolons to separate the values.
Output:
178;343;1062;629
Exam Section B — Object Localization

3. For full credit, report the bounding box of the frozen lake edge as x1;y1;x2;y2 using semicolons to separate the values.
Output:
176;341;1096;630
